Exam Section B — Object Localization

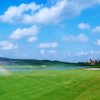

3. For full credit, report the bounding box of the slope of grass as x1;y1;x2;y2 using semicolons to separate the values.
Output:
0;69;100;100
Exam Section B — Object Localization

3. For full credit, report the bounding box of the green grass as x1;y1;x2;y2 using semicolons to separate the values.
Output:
0;69;100;100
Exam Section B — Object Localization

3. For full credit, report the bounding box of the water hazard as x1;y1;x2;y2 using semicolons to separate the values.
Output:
4;66;86;71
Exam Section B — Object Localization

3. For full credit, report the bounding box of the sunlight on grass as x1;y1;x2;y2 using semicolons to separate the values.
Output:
0;69;99;100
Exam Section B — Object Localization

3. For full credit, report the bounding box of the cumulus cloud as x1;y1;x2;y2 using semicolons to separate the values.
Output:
48;50;57;54
75;51;89;57
78;23;90;30
0;2;42;23
0;41;18;50
63;34;89;42
10;25;39;39
38;42;58;49
62;50;100;58
92;26;100;33
27;37;37;42
40;49;57;55
40;49;45;55
23;0;66;24
0;0;100;24
96;39;100;46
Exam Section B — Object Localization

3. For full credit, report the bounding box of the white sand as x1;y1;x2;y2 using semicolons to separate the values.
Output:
86;68;100;70
0;68;7;72
0;68;11;75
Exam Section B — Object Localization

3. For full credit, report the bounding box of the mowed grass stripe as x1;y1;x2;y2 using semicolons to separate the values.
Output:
0;69;100;100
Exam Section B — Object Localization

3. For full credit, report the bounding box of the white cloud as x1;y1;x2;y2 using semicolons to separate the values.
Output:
78;23;90;30
96;39;100;46
63;34;88;42
40;49;57;55
21;0;100;24
48;50;57;54
38;42;58;49
27;37;37;42
92;26;100;33
0;2;42;23
0;41;18;50
1;0;100;25
75;51;88;57
10;25;39;39
23;0;66;24
40;49;45;55
62;50;100;58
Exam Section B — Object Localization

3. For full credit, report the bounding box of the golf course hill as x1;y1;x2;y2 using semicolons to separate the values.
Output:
0;57;88;66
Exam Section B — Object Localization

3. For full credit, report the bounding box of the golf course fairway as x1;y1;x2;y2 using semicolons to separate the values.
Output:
0;69;100;100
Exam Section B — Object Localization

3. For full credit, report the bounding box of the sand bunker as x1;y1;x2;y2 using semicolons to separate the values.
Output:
0;68;11;75
86;68;100;70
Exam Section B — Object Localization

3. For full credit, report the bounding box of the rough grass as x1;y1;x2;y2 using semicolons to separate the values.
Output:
0;69;100;100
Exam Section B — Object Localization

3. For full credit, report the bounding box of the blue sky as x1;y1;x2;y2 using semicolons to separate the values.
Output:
0;0;100;62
